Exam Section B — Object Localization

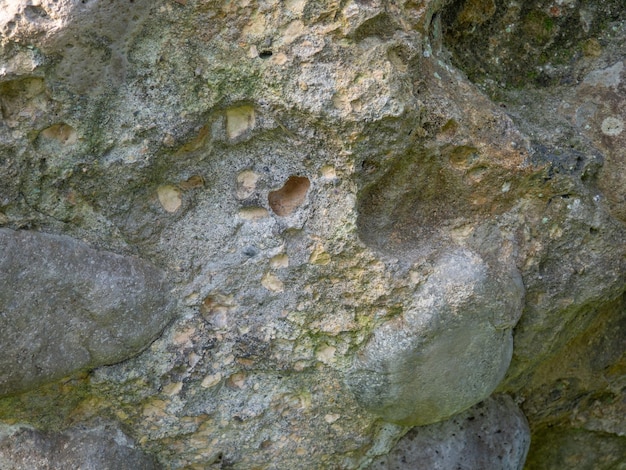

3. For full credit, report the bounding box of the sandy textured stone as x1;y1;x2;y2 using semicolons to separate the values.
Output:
0;421;161;470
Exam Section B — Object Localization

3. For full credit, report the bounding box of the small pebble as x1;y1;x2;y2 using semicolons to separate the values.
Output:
262;272;284;292
157;185;182;213
270;253;289;268
238;207;269;220
201;373;222;389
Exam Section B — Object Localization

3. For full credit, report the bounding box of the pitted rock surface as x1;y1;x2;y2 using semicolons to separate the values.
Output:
369;394;530;470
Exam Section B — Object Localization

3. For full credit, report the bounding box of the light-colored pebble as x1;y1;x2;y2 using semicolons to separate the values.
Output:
157;185;182;213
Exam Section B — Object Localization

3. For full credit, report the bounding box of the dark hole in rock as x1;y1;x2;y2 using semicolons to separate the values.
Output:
259;50;273;58
24;5;48;19
268;176;310;216
243;246;259;257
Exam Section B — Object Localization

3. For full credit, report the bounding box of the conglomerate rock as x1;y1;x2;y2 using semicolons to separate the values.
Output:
0;0;624;468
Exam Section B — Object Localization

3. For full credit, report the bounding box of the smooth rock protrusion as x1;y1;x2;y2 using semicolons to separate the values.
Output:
0;421;161;469
369;394;530;470
0;229;174;396
347;249;524;426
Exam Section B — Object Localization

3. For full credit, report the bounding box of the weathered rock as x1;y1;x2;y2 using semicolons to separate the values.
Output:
0;228;174;396
441;1;626;466
0;421;161;469
0;0;624;468
347;248;524;425
369;394;530;470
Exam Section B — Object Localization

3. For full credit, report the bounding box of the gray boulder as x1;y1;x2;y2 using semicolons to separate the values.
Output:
0;228;174;396
369;394;530;470
0;421;161;469
347;249;524;426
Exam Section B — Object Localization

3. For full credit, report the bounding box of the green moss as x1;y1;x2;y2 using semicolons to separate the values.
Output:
523;10;554;44
0;374;92;431
205;65;263;105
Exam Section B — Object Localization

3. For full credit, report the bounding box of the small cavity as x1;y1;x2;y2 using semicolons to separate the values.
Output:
24;5;48;20
268;176;310;216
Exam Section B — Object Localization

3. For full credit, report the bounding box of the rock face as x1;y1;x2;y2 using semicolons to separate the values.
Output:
0;228;174;396
0;0;624;468
369;394;530;470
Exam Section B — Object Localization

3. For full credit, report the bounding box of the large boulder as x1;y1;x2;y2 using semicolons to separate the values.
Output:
0;421;161;470
369;394;530;470
347;249;524;425
0;228;174;396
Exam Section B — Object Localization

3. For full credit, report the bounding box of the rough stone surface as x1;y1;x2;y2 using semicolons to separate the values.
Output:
525;427;626;470
0;421;161;469
369;394;530;470
0;228;174;396
0;0;624;468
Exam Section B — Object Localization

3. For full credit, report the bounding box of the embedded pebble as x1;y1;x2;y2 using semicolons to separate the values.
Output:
40;123;78;145
157;185;182;213
316;345;336;364
270;253;289;268
227;372;246;389
601;116;624;136
262;272;284;292
236;170;260;199
226;105;256;139
238;206;269;220
309;244;331;265
320;165;337;179
201;373;223;389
